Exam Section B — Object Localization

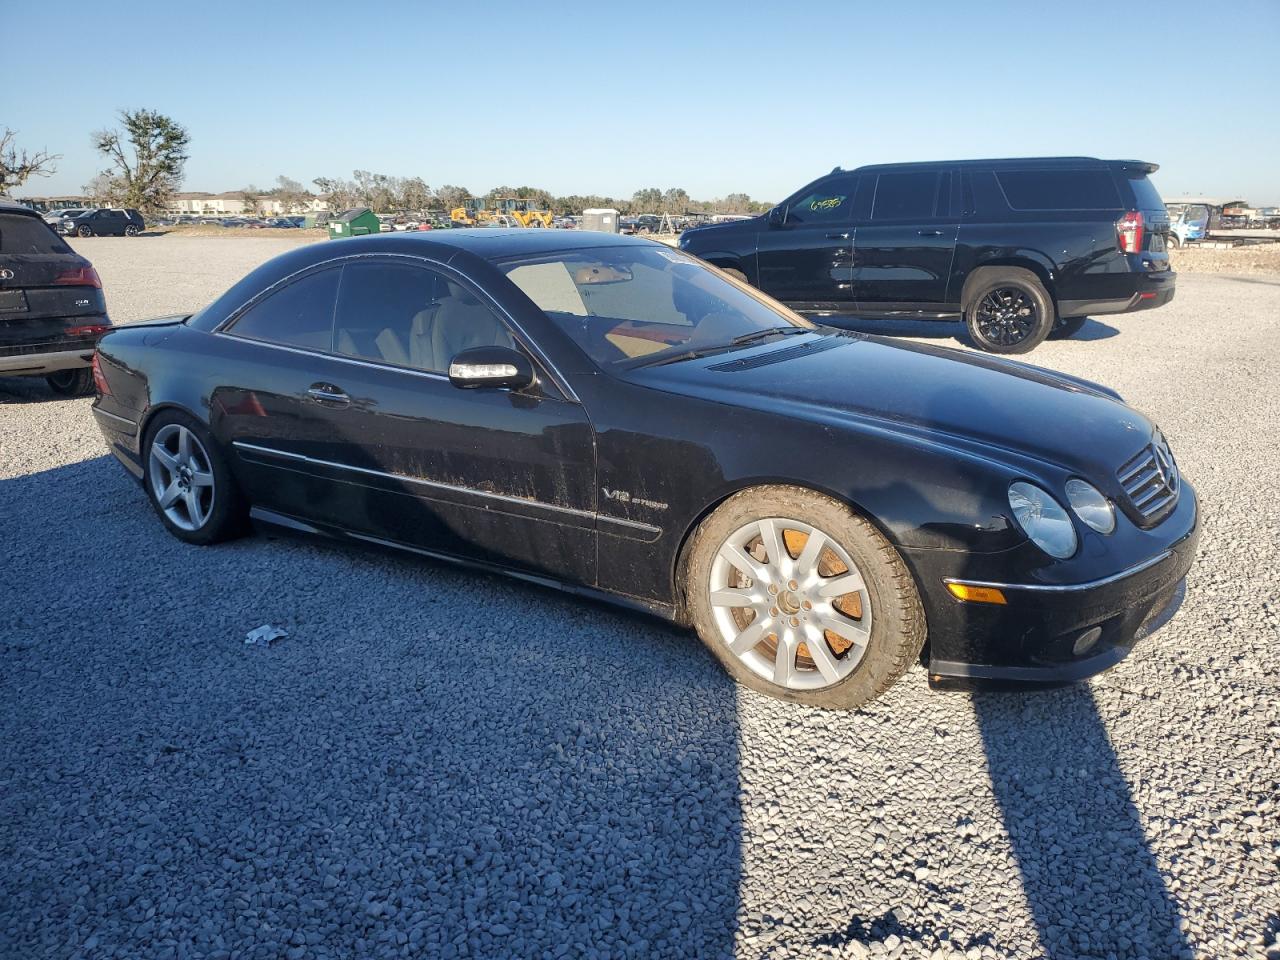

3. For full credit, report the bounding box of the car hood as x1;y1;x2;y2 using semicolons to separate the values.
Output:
630;332;1155;478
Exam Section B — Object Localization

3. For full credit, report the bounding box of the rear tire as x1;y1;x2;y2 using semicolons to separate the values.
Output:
963;267;1055;354
1048;315;1088;340
124;224;140;237
142;411;248;545
1166;234;1180;249
684;485;926;710
45;368;94;396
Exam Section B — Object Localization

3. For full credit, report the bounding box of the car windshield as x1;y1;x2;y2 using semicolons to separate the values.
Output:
497;245;813;367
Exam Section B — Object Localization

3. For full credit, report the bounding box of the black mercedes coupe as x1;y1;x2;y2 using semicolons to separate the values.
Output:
91;231;1199;709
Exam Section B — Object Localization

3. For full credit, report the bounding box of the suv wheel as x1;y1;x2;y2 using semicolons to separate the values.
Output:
76;225;93;238
124;224;140;237
963;267;1055;354
45;368;95;396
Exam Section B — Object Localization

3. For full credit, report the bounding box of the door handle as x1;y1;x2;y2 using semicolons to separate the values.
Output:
307;383;350;405
917;229;945;237
825;232;850;240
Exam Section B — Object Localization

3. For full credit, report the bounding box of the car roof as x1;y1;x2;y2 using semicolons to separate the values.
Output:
833;157;1159;175
325;228;652;260
0;198;42;218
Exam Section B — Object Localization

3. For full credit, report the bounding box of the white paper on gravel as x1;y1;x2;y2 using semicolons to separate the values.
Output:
244;624;288;647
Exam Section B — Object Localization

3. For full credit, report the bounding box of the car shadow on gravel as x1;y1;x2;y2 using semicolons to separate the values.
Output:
0;456;745;959
0;377;65;403
973;687;1193;959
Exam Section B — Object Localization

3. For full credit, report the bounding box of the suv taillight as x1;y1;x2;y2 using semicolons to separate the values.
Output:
1117;211;1144;254
91;351;111;396
54;265;103;289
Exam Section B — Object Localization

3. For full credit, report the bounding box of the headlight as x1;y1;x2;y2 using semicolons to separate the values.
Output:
1008;481;1078;559
1065;478;1116;534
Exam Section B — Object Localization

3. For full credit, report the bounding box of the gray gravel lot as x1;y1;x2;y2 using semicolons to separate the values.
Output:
2;236;1278;959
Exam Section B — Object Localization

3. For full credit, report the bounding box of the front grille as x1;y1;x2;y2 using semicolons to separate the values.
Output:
1117;435;1179;524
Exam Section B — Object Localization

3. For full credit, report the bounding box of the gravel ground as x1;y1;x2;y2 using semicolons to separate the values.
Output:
2;237;1278;960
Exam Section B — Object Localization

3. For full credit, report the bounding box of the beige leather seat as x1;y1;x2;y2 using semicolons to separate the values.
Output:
430;287;515;365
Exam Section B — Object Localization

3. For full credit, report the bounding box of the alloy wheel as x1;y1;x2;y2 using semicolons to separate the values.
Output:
708;518;872;691
975;286;1038;347
149;424;216;531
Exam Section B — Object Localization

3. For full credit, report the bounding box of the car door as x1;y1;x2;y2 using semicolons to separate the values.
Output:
755;174;860;312
225;256;598;586
851;169;960;315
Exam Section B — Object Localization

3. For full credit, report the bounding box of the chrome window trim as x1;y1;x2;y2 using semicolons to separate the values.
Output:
943;550;1172;594
231;440;660;537
214;334;450;383
212;251;580;403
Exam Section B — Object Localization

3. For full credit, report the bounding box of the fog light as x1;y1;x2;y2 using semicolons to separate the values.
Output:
1072;626;1103;656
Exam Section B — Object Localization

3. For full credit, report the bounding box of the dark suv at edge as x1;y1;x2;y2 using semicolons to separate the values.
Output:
59;207;145;238
679;157;1174;353
0;200;111;395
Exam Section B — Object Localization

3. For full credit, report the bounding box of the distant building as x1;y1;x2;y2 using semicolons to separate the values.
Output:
164;191;328;216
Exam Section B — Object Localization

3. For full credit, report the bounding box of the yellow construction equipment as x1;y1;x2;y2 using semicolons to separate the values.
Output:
450;197;552;228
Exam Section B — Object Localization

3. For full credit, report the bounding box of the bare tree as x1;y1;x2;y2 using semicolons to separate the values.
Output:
434;185;471;210
91;109;190;212
0;128;60;193
272;175;310;213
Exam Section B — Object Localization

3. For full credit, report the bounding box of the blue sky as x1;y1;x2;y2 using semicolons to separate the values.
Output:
6;0;1279;203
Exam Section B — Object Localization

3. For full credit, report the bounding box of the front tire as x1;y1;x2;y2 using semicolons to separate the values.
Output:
124;224;140;237
142;411;247;545
45;368;94;396
684;486;926;710
718;266;749;285
76;225;93;238
964;267;1055;354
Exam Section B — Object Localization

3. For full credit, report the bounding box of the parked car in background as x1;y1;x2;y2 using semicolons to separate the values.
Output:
59;208;145;238
91;230;1197;709
680;157;1175;353
0;199;111;395
42;207;90;226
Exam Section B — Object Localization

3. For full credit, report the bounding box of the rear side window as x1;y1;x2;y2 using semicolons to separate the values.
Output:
1126;176;1166;212
333;261;454;372
229;268;339;350
995;170;1122;210
871;172;942;220
0;213;72;254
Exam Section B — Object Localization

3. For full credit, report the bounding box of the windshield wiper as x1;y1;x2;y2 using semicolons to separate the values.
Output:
630;327;811;369
729;326;810;347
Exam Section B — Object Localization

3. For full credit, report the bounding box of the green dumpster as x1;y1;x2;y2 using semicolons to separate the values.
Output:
329;207;380;239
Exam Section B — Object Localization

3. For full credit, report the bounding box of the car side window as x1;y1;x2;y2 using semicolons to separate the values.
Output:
228;268;340;351
871;172;942;221
785;176;859;224
333;261;515;374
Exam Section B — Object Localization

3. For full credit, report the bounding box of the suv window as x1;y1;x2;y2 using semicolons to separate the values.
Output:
995;169;1122;210
871;172;941;220
0;214;72;254
333;260;513;374
1125;175;1165;213
785;175;858;224
229;268;340;350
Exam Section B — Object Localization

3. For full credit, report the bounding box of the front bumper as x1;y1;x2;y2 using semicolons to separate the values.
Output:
914;487;1199;688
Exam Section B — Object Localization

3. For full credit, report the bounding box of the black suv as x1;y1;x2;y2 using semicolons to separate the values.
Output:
679;157;1174;353
59;207;145;238
0;200;111;395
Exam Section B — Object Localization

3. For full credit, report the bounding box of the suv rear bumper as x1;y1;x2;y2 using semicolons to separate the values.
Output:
0;347;96;375
1059;270;1175;317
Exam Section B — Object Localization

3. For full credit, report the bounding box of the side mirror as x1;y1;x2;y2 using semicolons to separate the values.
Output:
767;205;785;227
447;346;535;390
